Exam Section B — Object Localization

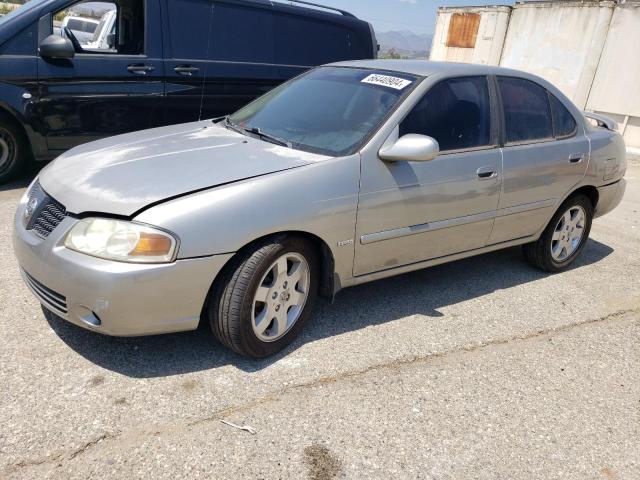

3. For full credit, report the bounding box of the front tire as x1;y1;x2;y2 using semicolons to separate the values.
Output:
523;194;594;272
0;116;29;183
207;236;319;358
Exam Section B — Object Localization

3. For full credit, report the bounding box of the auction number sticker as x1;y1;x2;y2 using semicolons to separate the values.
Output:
361;74;412;90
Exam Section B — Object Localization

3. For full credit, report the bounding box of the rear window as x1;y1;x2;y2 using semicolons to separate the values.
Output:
549;92;577;138
498;77;553;144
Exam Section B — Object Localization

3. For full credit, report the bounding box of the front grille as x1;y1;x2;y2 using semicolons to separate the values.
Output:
22;270;68;314
26;181;68;238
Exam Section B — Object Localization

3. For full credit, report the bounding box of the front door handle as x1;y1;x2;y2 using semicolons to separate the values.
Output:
569;153;584;163
174;65;200;76
477;166;498;179
127;64;154;75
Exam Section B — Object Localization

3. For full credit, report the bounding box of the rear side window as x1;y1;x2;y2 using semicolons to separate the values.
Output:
549;93;577;138
399;76;492;152
498;77;553;144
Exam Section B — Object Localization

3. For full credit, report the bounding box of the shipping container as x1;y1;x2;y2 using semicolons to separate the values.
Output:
430;5;511;65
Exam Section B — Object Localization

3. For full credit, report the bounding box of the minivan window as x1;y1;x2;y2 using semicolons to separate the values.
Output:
549;92;577;138
399;76;492;151
498;77;553;144
54;0;143;55
228;67;418;156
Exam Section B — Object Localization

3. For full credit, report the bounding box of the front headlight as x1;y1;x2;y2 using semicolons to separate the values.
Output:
64;218;178;263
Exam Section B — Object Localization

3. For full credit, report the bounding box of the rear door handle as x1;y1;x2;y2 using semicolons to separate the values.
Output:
174;65;200;76
569;153;584;163
476;166;498;179
127;64;154;75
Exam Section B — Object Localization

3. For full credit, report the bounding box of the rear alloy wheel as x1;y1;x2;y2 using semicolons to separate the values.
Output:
208;236;318;358
550;205;586;262
0;120;28;183
523;194;593;272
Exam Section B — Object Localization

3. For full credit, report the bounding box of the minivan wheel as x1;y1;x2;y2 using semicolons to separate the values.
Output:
0;119;28;183
207;236;319;358
523;194;594;272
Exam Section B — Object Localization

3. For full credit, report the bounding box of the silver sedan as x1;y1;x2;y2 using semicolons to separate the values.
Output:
13;60;627;357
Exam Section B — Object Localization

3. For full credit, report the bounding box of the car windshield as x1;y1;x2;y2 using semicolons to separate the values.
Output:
227;67;419;156
0;0;48;25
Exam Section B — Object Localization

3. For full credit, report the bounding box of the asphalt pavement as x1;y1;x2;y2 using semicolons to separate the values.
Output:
1;158;639;479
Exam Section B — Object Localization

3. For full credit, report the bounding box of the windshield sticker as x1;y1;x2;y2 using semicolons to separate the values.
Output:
361;74;413;90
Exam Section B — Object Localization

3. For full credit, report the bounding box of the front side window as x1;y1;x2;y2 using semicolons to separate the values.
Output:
228;67;418;156
498;77;553;144
399;76;492;152
53;0;143;54
549;92;577;138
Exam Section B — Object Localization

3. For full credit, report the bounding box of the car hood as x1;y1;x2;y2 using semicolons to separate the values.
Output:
39;121;328;217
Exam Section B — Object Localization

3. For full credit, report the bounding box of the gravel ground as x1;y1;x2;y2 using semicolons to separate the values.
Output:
1;158;639;480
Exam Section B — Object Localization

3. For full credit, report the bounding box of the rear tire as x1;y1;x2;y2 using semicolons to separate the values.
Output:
0;115;30;183
523;194;593;272
207;236;319;358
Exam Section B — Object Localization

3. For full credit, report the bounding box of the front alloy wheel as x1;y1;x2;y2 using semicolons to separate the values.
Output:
252;252;310;342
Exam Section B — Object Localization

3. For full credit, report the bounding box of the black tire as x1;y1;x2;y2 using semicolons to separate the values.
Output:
207;236;319;358
523;194;594;272
0;114;30;183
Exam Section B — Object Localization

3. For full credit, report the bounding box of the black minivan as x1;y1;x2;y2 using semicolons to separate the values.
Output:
0;0;376;182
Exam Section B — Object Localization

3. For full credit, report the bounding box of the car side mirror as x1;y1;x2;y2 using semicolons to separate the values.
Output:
379;134;439;162
39;34;75;59
106;33;116;49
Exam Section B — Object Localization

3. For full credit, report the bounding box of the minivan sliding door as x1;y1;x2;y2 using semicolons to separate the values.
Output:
163;0;279;123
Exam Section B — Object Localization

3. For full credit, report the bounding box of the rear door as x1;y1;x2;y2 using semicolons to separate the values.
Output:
37;0;164;153
488;76;589;244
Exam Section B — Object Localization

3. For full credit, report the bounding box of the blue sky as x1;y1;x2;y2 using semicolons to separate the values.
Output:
316;0;514;35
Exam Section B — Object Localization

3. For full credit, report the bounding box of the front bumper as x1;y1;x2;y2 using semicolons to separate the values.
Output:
595;178;626;218
13;207;233;336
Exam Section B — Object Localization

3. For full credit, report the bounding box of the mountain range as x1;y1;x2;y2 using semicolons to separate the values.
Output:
376;30;433;59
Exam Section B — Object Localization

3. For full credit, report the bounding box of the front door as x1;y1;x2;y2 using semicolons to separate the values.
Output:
354;76;502;276
36;0;164;153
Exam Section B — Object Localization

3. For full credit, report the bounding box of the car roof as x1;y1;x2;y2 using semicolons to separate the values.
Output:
327;59;534;79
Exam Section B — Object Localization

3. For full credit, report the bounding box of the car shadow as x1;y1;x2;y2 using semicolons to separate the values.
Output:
44;239;614;378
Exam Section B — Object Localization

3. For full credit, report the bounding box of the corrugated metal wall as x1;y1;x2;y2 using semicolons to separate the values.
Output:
429;0;640;152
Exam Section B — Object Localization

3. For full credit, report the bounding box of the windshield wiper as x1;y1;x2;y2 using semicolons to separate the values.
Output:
245;126;292;148
222;117;291;148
